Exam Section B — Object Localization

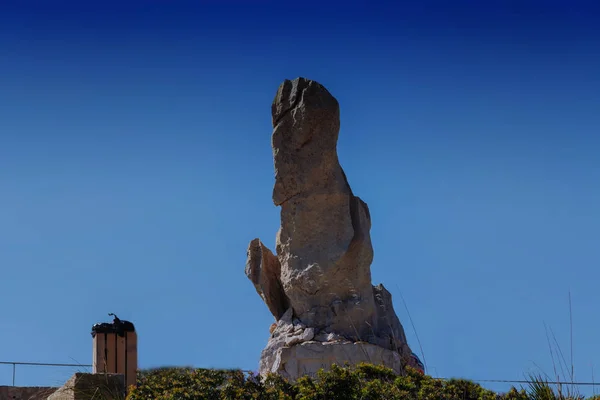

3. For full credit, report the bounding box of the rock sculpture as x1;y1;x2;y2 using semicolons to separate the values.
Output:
246;77;416;380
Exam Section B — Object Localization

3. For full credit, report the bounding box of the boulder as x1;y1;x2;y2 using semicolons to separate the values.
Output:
246;77;417;380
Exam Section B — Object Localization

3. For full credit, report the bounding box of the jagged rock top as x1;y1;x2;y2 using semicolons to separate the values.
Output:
271;78;345;206
271;78;339;127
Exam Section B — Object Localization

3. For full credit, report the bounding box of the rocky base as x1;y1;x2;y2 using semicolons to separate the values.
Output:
259;308;414;381
263;341;411;381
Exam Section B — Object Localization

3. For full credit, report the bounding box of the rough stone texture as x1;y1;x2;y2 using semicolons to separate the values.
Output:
46;373;125;400
268;341;409;381
246;77;416;380
0;386;57;400
246;239;289;320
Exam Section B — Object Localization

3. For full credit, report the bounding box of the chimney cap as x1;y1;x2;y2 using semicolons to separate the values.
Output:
91;313;135;337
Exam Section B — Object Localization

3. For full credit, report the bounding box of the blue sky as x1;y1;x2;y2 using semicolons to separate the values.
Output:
1;0;599;395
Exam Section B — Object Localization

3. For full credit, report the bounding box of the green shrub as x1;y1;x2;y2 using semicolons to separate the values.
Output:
126;363;596;400
501;387;530;400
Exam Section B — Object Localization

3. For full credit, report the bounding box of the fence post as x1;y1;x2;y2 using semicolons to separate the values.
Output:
12;363;15;386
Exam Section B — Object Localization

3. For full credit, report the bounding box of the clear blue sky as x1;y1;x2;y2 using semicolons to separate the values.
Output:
1;0;599;395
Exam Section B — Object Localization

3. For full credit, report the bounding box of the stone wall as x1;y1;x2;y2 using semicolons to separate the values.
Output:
0;373;125;400
0;386;57;400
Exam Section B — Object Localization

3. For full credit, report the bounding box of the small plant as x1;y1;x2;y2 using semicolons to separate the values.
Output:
524;373;586;400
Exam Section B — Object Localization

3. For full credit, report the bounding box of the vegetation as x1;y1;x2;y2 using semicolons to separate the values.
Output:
125;363;600;400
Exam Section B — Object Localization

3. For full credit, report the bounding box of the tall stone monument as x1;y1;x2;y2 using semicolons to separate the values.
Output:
246;77;416;380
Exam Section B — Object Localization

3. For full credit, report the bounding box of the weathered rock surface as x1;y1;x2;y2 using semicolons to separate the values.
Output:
246;238;289;320
269;342;408;381
246;77;416;380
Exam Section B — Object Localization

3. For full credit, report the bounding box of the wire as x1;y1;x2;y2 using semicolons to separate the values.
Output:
471;378;600;387
0;361;91;367
4;361;600;387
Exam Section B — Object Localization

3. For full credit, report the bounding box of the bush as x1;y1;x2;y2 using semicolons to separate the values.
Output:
126;363;593;400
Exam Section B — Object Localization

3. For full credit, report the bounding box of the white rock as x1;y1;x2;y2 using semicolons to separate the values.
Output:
263;341;409;381
284;327;315;347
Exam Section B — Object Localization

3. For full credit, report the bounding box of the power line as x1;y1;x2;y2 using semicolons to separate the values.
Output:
0;361;91;367
448;378;600;387
236;369;600;387
3;361;600;388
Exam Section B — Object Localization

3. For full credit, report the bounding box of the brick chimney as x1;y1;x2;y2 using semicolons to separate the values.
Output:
91;314;138;390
